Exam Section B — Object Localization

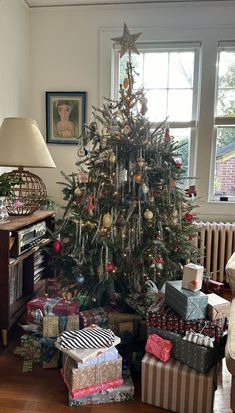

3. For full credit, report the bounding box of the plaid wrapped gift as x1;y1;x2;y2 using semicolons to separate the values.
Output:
165;280;208;320
202;279;225;297
141;353;219;413
68;369;134;406
79;307;108;328
27;296;79;324
63;353;123;390
146;300;227;343
43;314;80;337
147;326;227;373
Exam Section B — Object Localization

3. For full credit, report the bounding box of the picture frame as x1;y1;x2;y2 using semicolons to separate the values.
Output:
46;91;86;144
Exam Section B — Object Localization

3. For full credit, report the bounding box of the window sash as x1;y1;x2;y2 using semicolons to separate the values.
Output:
112;42;200;181
210;42;235;201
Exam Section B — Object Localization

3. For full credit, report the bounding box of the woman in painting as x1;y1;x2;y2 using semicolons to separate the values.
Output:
54;100;76;138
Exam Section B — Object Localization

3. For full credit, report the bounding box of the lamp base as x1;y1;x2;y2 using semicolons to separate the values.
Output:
6;169;47;215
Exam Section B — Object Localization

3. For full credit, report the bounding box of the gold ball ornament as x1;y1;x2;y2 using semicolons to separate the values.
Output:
134;173;142;184
144;209;154;221
74;187;82;196
109;152;116;164
102;212;112;228
172;209;178;218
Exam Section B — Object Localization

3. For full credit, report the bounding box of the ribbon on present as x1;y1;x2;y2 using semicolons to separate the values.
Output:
183;323;215;348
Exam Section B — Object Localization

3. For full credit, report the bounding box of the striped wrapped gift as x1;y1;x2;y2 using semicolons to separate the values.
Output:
141;353;218;413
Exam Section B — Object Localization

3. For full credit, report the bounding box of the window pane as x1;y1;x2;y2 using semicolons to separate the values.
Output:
217;50;235;117
119;54;143;88
217;90;235;117
169;52;195;88
145;90;167;121
144;53;168;88
213;127;235;197
168;90;193;121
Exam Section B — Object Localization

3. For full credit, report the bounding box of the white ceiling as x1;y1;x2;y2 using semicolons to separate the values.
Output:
24;0;234;7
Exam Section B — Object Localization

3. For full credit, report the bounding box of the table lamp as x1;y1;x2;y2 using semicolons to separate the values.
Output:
0;117;56;215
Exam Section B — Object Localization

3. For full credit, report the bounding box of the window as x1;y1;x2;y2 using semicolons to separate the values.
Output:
212;42;235;201
113;43;201;186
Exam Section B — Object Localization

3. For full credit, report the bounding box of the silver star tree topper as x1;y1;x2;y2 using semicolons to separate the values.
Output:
111;23;142;58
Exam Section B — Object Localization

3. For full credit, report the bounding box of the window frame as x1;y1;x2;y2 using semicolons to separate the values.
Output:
112;41;201;183
210;41;235;202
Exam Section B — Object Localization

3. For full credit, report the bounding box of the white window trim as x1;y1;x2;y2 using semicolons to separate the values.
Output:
210;41;235;202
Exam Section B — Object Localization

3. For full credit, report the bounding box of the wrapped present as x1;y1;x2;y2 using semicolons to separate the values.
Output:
165;280;208;320
202;278;224;297
107;311;142;324
55;331;121;363
66;347;119;368
63;353;122;390
16;334;42;364
207;293;230;320
141;353;219;413
43;314;80;337
68;369;134;406
62;370;123;399
182;263;204;292
147;327;227;373
40;337;60;369
45;277;62;298
27;296;79;324
107;311;141;337
79;307;108;328
146;300;227;343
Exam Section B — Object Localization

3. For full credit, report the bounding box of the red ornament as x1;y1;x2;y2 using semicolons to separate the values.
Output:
106;262;114;272
155;256;164;264
87;194;95;211
53;239;62;254
184;212;193;222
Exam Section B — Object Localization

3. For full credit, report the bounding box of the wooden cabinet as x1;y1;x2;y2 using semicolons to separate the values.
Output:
0;210;55;345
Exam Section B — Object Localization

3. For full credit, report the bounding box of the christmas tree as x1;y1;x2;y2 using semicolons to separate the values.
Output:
49;23;198;308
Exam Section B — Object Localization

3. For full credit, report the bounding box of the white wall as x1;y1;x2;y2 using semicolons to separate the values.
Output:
0;0;30;173
28;1;235;220
0;0;30;121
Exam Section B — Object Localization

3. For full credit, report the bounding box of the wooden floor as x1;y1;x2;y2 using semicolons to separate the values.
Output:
0;324;233;413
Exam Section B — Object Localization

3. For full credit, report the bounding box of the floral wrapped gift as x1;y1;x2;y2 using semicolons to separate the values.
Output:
68;369;134;406
63;353;122;390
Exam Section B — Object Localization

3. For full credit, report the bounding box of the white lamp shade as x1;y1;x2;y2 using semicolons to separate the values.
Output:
0;117;56;168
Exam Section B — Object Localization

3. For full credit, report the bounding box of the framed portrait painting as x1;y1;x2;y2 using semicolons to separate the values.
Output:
46;91;86;144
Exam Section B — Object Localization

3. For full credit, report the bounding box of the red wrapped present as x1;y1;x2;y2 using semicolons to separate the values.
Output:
27;296;79;324
79;307;108;328
202;279;224;297
146;300;227;343
45;278;62;298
